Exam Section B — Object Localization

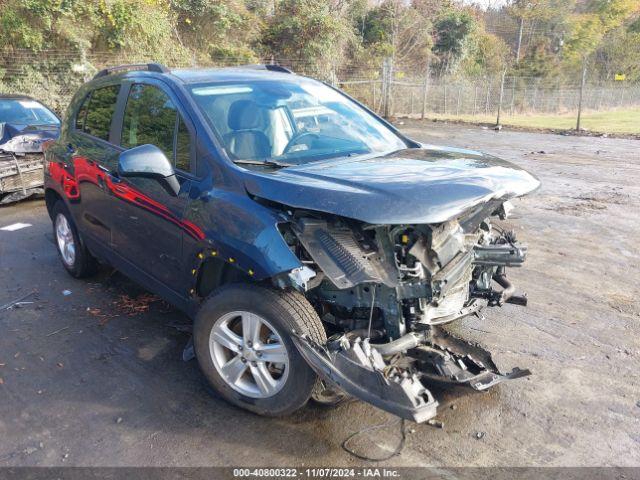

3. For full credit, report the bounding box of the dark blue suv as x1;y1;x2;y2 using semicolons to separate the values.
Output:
45;63;539;422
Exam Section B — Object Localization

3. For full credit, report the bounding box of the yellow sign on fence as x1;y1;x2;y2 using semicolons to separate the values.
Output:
615;73;626;81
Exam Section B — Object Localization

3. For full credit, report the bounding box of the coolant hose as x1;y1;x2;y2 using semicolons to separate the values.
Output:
493;267;515;304
371;333;420;356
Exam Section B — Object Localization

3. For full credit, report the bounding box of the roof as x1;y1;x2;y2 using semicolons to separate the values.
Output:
170;67;302;84
91;63;304;85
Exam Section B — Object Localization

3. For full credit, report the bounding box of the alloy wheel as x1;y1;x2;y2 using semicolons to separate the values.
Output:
55;213;76;267
209;310;290;398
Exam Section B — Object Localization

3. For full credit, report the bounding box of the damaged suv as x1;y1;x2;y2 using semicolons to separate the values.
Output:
44;64;539;422
1;95;60;204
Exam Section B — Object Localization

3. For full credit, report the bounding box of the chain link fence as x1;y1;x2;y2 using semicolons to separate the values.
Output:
2;49;639;133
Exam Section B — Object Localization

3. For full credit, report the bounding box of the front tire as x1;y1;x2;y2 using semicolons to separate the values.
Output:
52;201;98;278
194;283;326;417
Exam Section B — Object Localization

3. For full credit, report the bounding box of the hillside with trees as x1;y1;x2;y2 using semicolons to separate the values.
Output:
1;0;639;132
1;0;638;79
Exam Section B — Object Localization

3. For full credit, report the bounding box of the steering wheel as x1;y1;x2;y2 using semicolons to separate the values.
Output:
283;131;320;154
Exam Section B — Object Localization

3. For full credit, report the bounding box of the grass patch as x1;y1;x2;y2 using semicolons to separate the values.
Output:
426;109;640;135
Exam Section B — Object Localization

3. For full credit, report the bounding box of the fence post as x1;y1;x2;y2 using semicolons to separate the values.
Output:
79;49;91;82
576;58;588;131
443;84;448;115
380;61;387;116
496;70;507;126
382;57;393;118
485;79;491;115
473;83;478;116
421;61;430;120
410;89;415;115
330;67;338;87
372;81;377;114
510;76;516;115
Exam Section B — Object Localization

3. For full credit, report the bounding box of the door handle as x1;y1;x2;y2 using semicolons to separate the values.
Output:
107;172;121;184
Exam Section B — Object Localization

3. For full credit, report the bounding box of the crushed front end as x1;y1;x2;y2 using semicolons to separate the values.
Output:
281;200;532;423
0;125;57;204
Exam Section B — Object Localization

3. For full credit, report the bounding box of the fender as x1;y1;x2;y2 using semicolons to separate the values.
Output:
182;188;303;285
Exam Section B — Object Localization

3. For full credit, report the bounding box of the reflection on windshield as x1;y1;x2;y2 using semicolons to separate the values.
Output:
189;79;406;165
0;99;60;125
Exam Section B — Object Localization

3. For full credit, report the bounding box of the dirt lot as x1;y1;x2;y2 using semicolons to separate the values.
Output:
1;122;639;468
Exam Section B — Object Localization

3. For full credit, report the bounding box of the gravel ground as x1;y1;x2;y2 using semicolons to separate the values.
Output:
0;122;639;468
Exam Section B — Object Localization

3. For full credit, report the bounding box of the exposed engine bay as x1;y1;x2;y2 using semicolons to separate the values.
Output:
279;200;531;422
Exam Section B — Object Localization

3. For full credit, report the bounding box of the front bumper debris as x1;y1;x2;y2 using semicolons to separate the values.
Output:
292;326;531;423
413;326;531;391
291;332;439;423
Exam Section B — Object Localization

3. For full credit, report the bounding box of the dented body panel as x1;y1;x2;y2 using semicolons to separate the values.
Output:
243;146;540;224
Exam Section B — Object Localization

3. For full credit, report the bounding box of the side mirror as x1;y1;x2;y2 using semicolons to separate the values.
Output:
117;144;180;196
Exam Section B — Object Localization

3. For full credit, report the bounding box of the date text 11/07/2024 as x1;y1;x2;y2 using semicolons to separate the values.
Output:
233;468;401;478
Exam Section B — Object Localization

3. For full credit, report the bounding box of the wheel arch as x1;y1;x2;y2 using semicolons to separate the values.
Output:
195;256;255;299
45;188;63;219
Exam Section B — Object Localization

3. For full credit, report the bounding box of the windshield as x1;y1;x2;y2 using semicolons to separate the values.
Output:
189;78;406;165
0;99;60;126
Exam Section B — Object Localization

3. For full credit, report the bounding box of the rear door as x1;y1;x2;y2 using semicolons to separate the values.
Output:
110;80;197;294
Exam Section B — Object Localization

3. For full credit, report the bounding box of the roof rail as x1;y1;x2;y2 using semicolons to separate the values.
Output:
93;63;169;80
240;64;294;74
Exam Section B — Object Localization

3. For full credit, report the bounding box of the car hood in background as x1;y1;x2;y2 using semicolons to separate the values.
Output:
0;122;60;154
242;145;540;225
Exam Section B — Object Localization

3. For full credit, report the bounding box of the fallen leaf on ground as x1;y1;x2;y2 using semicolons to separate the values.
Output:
113;293;160;315
86;307;117;326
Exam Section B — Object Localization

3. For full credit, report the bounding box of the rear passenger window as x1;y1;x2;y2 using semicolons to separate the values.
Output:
121;83;192;172
75;95;90;131
83;85;119;141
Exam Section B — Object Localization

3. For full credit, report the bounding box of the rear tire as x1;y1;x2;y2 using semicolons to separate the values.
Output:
194;283;326;417
52;201;98;278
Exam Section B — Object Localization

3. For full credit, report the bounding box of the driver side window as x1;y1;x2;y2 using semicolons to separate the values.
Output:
121;83;192;172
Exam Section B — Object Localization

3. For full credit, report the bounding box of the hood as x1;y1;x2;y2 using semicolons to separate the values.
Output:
243;145;540;225
0;123;60;154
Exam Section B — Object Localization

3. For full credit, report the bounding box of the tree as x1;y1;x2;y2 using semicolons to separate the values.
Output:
563;0;640;67
170;0;260;63
432;9;476;75
261;0;357;75
361;0;435;67
459;29;509;77
507;0;555;63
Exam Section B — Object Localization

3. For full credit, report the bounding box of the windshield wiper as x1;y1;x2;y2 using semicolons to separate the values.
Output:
234;159;294;168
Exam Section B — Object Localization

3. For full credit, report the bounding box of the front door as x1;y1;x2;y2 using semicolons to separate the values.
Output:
110;81;196;294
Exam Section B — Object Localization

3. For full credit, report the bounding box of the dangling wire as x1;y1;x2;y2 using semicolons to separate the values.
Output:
366;284;377;339
341;417;406;462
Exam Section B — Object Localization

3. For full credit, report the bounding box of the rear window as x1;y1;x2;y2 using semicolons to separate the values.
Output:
81;85;120;141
